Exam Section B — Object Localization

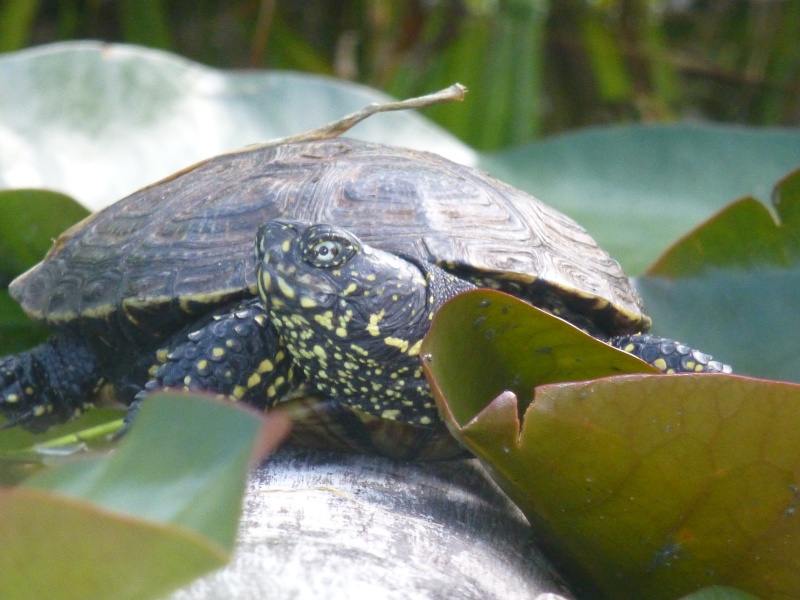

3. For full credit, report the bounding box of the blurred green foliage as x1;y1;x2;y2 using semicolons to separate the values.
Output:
0;0;797;150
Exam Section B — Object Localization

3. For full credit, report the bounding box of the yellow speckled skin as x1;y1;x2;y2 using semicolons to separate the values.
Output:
257;220;474;426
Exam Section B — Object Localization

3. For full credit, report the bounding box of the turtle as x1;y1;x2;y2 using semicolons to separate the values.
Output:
0;138;730;459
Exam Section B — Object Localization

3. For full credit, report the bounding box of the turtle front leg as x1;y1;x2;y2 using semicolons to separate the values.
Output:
609;333;732;374
1;335;103;431
132;298;297;421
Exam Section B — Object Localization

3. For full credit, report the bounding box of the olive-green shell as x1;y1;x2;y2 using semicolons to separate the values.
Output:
10;138;648;341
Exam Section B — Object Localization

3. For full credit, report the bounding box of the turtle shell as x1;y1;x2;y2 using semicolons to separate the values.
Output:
10;138;649;347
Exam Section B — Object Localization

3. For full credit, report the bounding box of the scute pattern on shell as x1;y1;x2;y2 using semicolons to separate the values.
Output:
10;138;647;339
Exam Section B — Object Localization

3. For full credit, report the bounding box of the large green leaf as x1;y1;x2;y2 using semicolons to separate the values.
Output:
0;393;289;600
0;189;89;354
0;488;224;600
0;188;89;280
638;168;800;382
423;290;800;598
0;289;47;354
421;289;657;427
423;299;800;599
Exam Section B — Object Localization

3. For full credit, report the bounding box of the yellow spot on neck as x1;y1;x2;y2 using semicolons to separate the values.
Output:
300;296;318;308
314;311;335;330
384;337;409;353
350;344;369;356
366;309;385;337
407;340;423;357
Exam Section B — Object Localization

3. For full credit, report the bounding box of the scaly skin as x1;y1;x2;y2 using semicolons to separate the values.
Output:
140;298;297;409
0;334;102;431
1;299;297;433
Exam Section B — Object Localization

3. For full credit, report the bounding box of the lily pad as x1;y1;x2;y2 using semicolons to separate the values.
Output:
0;289;48;355
0;189;88;354
425;359;800;599
638;168;800;382
0;188;89;279
421;289;657;427
0;489;226;600
0;393;290;600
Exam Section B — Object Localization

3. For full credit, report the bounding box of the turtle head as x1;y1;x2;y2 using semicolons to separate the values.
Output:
256;219;430;323
256;219;440;425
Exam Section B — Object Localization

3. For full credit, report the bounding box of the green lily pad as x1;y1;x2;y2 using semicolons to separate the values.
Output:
647;168;800;275
0;289;48;355
0;488;225;600
426;367;800;600
421;289;657;426
0;189;88;354
0;392;290;600
638;168;800;382
0;188;89;279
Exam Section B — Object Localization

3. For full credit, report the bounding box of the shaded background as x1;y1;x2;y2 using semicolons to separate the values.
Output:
1;0;798;150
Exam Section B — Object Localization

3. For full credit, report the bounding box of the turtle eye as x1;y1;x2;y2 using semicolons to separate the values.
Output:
305;236;355;268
